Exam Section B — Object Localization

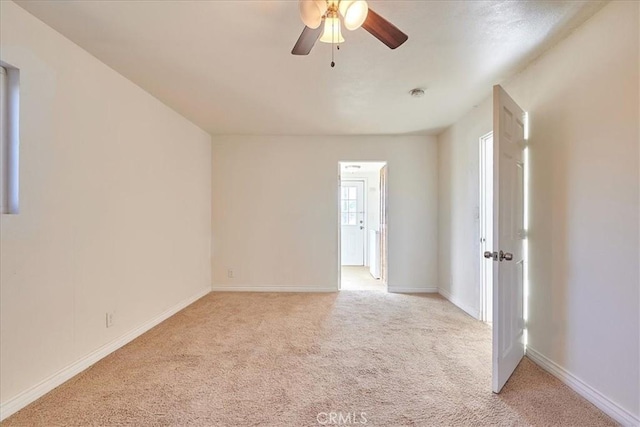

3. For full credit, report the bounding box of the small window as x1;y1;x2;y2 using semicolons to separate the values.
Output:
0;64;19;214
340;186;357;225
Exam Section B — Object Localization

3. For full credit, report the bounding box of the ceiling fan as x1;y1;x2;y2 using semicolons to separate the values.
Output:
292;0;408;63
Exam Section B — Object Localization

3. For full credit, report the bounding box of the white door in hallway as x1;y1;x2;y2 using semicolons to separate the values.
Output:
341;180;365;266
490;85;526;393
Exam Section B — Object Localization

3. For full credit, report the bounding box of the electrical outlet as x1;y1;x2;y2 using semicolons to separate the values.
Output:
227;269;234;279
106;312;114;328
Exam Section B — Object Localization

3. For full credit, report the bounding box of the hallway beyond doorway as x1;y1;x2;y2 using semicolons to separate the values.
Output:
341;266;385;291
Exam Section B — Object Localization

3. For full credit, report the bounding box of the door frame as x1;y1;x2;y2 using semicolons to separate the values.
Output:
479;132;494;323
337;161;387;291
379;164;388;287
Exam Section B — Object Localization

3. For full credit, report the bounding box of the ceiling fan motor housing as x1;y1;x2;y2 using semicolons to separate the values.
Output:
299;0;369;31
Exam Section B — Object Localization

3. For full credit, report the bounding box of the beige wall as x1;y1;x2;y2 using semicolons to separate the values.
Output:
438;1;639;420
437;101;492;318
0;1;212;412
212;135;437;292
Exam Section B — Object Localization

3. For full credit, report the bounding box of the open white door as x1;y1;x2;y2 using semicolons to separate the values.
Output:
490;85;526;393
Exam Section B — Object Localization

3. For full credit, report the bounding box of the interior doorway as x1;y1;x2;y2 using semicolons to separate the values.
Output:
338;161;387;291
479;132;494;323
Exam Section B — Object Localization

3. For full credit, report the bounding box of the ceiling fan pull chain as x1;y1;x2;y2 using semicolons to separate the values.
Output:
331;17;336;67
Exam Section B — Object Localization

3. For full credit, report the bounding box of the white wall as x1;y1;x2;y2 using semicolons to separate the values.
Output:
438;1;639;422
0;1;212;416
212;136;437;293
437;102;492;319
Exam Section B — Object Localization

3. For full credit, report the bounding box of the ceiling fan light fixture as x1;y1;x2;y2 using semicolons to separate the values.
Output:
298;0;327;29
319;17;345;44
339;0;369;31
291;0;408;58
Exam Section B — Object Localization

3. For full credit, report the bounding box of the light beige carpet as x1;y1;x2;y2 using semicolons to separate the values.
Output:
2;292;615;426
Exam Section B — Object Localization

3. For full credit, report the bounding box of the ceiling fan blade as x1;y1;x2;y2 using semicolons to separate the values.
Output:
362;8;408;49
292;25;323;55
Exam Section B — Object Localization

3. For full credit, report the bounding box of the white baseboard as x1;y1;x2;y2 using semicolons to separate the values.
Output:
0;287;211;422
388;286;439;293
211;285;337;292
438;288;480;319
526;347;639;426
213;285;440;294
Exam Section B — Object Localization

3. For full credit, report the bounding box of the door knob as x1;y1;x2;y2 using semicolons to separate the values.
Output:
484;251;497;260
499;250;513;261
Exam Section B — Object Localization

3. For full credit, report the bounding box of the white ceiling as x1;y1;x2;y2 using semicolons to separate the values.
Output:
16;0;604;136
